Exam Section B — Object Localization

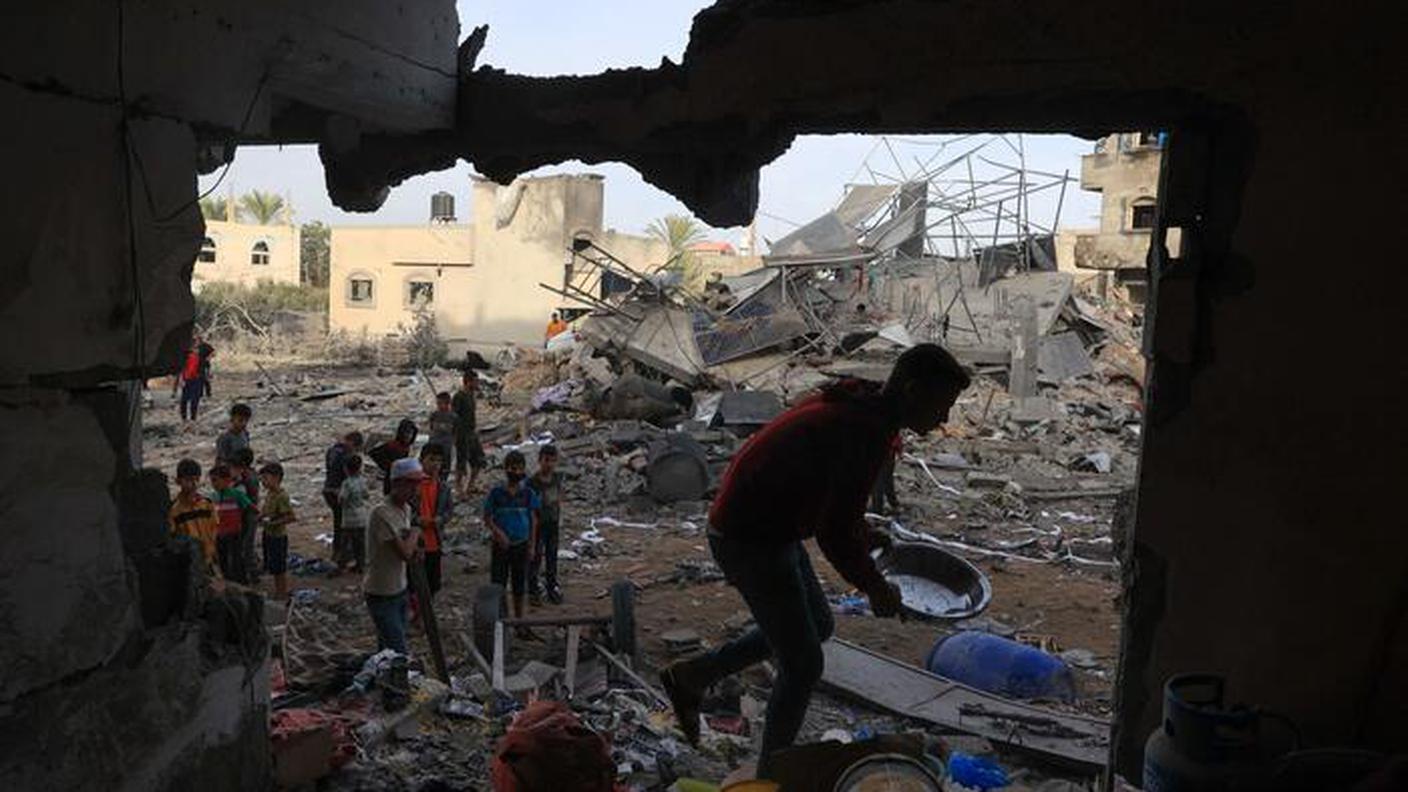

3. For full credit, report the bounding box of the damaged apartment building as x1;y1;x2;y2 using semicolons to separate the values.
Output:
1;1;1404;790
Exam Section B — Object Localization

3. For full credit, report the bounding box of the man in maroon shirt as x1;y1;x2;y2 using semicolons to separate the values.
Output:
660;344;971;778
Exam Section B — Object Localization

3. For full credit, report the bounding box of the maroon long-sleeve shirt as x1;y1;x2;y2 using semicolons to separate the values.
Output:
709;379;898;594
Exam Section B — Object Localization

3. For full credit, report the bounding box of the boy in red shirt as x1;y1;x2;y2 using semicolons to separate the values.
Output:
414;444;453;598
210;464;257;584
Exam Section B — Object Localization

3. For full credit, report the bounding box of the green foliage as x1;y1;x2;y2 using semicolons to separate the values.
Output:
199;196;229;221
300;221;331;287
646;213;709;290
238;190;286;225
402;309;449;369
194;281;326;335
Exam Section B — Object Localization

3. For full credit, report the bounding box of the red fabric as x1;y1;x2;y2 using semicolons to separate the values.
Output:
491;701;614;792
709;379;896;593
270;708;357;770
417;479;440;552
181;350;201;381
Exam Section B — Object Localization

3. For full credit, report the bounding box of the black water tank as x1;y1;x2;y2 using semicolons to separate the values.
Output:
431;191;455;222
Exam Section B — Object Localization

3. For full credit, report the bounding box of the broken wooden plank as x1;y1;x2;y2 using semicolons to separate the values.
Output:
820;638;1108;770
590;641;669;708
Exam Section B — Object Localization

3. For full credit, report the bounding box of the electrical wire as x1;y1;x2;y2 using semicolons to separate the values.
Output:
118;0;147;435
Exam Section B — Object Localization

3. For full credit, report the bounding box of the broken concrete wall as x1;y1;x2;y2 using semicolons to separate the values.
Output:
0;2;461;788
1114;104;1408;773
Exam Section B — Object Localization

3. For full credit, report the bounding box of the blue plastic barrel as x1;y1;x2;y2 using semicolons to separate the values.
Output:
925;631;1077;702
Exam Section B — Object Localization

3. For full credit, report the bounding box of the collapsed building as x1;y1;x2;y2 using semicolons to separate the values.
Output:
2;1;1405;790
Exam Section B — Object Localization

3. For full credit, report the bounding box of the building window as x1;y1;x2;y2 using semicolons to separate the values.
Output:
251;240;270;266
1130;201;1157;230
406;278;434;309
198;237;217;263
348;275;374;306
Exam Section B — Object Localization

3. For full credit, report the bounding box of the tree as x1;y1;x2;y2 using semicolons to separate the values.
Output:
199;196;229;221
645;214;708;289
300;221;331;287
238;190;286;225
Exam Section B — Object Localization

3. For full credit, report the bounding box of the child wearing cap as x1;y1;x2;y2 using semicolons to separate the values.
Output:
363;457;423;655
259;462;295;599
483;450;540;629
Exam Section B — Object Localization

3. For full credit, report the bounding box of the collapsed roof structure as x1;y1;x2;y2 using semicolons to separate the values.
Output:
547;135;1117;408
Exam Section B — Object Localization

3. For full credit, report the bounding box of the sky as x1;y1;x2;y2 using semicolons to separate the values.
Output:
200;1;1101;249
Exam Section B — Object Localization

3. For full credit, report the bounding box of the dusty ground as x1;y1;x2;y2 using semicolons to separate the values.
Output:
143;360;1130;787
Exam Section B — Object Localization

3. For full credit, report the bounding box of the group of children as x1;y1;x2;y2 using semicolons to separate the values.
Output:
166;368;570;659
167;401;295;599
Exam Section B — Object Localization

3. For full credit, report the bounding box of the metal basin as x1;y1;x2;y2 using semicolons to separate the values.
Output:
875;541;992;620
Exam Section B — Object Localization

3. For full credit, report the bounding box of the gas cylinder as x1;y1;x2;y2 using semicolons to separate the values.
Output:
1143;674;1287;791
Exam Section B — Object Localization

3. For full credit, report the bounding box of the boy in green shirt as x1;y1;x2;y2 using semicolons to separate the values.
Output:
259;462;295;599
211;465;256;584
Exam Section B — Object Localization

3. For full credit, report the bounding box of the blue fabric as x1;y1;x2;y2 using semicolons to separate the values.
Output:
366;590;408;655
483;484;540;543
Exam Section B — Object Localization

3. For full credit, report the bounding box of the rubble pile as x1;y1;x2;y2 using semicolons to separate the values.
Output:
142;232;1144;789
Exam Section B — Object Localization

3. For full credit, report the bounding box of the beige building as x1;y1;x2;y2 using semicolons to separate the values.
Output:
193;219;300;291
329;174;671;348
1072;132;1164;278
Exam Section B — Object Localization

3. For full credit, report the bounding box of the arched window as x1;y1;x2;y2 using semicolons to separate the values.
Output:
198;237;217;263
250;240;270;265
347;273;375;306
1129;197;1157;231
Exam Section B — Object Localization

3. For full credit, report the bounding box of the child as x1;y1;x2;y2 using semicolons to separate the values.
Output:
210;464;257;583
369;418;418;495
176;338;206;425
325;431;365;573
339;454;371;574
427;392;458;481
168;458;220;578
528;444;564;606
215;403;252;465
231;447;261;583
483;451;540;629
452;371;486;496
415;444;453;599
259;462;295;599
364;458;425;655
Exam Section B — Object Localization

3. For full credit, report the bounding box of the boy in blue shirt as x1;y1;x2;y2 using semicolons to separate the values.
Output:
483;450;539;625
